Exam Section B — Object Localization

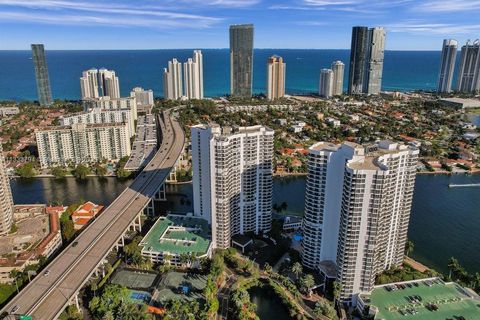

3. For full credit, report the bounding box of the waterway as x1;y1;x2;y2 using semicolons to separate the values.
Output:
249;286;292;320
10;174;480;275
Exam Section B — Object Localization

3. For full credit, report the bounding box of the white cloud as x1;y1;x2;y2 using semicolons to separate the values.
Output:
415;0;480;12
387;21;480;35
0;0;223;28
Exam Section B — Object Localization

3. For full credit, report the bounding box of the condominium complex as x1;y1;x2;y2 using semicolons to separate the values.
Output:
163;59;183;100
36;123;131;168
437;39;458;93
331;61;345;96
80;68;120;100
0;145;14;236
82;96;137;120
302;140;418;304
130;87;154;109
59;108;135;138
183;50;204;100
31;44;53;107
456;39;480;93
319;69;334;98
266;55;286;100
191;124;274;249
348;26;386;95
230;24;254;98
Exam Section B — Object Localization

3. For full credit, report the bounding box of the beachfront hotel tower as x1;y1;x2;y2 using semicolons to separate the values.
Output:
183;50;204;100
457;40;480;93
31;44;53;106
301;140;418;304
437;39;458;93
230;24;254;98
267;55;286;100
331;61;345;96
348;26;385;95
0;145;14;236
80;68;120;100
191;124;274;249
319;69;334;98
163;59;183;100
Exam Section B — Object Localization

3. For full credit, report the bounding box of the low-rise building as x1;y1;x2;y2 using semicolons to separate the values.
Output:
0;107;20;117
83;96;137;120
71;201;104;230
439;98;480;109
124;114;157;171
140;214;212;266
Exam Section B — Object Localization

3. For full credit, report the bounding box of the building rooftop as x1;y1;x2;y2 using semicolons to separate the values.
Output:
140;215;211;256
361;278;480;320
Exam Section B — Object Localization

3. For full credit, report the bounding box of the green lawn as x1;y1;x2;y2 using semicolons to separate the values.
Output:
0;283;16;306
368;281;480;320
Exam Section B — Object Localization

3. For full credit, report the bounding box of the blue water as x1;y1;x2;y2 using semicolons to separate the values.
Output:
0;49;446;101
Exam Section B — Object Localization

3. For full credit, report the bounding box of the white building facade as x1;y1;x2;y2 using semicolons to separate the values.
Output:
302;141;418;304
163;59;183;100
331;61;345;96
130;87;154;109
82;96;137;120
191;124;274;249
319;69;334;98
36;123;131;168
80;68;120;100
59;108;135;138
457;40;480;93
0;145;13;236
437;39;458;93
267;55;286;100
183;50;204;100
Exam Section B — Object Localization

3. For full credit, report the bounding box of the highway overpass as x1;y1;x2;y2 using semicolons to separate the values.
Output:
1;110;185;319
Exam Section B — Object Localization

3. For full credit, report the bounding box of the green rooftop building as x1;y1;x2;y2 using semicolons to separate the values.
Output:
140;214;212;266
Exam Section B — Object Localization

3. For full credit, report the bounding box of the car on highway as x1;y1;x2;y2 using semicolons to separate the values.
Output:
11;306;19;313
44;270;50;276
72;241;78;247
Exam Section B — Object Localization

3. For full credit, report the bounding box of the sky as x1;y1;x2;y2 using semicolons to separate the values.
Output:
0;0;479;50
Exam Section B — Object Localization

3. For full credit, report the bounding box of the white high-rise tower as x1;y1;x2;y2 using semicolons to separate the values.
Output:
191;124;274;249
319;69;334;98
457;40;480;93
437;39;458;93
0;144;14;236
163;59;183;100
267;55;286;100
80;68;120;100
183;50;204;100
331;61;345;96
302;140;418;304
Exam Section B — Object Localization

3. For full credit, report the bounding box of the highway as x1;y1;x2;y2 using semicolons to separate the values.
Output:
0;110;185;320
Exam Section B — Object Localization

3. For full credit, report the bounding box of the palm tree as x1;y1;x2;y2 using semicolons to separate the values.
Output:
91;282;98;297
405;240;414;257
333;280;342;307
448;257;460;280
291;262;303;280
264;262;272;274
300;274;315;296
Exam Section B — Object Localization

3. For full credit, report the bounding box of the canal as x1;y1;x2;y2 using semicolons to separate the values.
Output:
10;173;480;275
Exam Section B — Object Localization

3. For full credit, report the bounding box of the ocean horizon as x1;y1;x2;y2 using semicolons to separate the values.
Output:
0;49;453;101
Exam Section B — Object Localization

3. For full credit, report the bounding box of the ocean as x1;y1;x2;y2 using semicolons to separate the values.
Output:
0;49;447;101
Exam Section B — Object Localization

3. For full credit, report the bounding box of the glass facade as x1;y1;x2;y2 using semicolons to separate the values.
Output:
31;44;53;106
230;24;254;97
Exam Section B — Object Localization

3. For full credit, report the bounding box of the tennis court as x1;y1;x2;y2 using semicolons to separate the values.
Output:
110;269;159;290
151;271;207;306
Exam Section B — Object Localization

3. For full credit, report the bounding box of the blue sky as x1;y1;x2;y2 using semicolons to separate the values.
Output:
0;0;479;50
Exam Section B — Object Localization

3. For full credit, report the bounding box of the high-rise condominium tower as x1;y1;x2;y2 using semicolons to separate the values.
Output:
437;39;458;93
348;26;386;95
184;50;204;100
191;124;274;249
0;145;14;236
331;61;345;96
302;141;418;304
267;55;286;100
80;68;120;100
319;69;334;98
31;44;53;106
230;24;254;97
457;40;480;93
163;59;183;100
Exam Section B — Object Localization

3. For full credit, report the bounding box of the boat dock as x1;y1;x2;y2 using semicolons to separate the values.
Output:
448;183;480;188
